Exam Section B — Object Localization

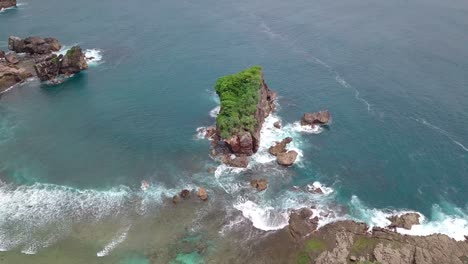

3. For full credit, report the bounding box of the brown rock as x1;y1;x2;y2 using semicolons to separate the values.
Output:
288;208;318;240
44;37;62;52
250;178;268;192
197;187;208;201
172;195;181;204
268;137;293;156
5;52;19;64
276;150;298;166
387;213;420;230
223;155;249;168
33;54;61;81
0;50;5;59
59;46;88;75
273;121;281;129
0;64;33;91
205;126;217;139
301;110;331;126
180;189;190;199
0;0;16;9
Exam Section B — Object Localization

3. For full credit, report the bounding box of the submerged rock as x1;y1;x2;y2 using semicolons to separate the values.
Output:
8;36;61;55
0;0;16;9
276;150;298;166
250;178;268;192
387;213;420;230
273;121;281;129
301;110;331;126
197;187;208;201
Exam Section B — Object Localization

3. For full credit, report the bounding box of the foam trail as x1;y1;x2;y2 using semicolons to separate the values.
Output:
411;117;468;152
96;225;131;257
255;16;372;112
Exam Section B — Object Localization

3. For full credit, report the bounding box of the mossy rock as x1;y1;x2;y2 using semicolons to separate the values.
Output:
351;237;379;254
304;238;327;253
296;252;311;264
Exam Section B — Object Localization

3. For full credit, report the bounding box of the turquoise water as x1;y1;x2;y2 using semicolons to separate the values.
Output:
1;0;467;262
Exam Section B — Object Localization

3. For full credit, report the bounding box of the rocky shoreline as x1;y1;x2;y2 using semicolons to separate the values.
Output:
0;36;88;93
0;0;16;10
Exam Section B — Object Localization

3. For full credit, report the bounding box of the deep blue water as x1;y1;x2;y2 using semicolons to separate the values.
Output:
0;0;467;262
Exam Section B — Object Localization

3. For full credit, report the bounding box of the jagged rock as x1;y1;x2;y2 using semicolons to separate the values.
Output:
301;110;331;126
276;150;298;166
204;126;217;139
250;178;268;192
34;54;61;81
222;155;249;168
387;213;420;230
197;187;208;201
0;0;16;9
59;46;88;75
0;50;5;59
0;64;32;91
8;36;61;55
5;52;19;64
225;132;254;156
268;137;293;156
288;208;318;240
273;121;281;129
180;189;190;199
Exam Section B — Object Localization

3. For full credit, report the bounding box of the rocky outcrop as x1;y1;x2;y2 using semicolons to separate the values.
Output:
59;46;88;75
0;0;16;9
8;36;61;55
276;150;298;166
5;52;19;64
273;121;281;129
0;64;32;91
250;178;268;192
33;46;88;81
222;155;249;168
301;110;331;126
387;213;420;230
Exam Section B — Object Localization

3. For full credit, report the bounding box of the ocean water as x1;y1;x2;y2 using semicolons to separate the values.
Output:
1;0;467;262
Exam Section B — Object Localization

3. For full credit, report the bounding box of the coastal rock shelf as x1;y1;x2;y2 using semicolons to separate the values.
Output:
210;66;276;167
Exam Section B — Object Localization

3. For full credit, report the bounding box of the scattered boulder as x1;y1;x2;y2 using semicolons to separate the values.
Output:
387;213;420;230
8;36;62;55
180;189;190;199
301;110;331;126
276;150;298;166
5;52;19;64
273;121;281;129
197;187;208;201
222;155;249;168
288;208;318;240
0;0;16;9
59;46;88;75
0;64;33;91
250;178;268;192
268;137;293;156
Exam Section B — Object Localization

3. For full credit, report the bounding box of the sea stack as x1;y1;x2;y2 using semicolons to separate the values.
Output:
0;0;16;9
212;66;276;167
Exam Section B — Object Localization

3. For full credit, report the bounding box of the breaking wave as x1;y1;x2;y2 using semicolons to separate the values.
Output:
96;225;131;257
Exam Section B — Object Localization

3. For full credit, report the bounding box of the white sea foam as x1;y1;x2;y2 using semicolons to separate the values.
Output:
195;127;207;139
234;200;289;231
307;181;334;195
0;183;174;253
349;196;468;241
209;106;220;118
96;225;131;257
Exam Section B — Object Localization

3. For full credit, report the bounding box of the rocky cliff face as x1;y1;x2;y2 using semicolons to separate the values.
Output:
222;75;276;158
0;0;16;9
9;36;61;55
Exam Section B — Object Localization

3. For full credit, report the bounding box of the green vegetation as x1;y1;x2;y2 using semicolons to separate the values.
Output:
304;238;327;252
215;66;263;139
296;253;311;264
351;237;378;254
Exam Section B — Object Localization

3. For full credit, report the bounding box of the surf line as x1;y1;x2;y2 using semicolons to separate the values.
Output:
255;15;372;112
410;117;468;152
